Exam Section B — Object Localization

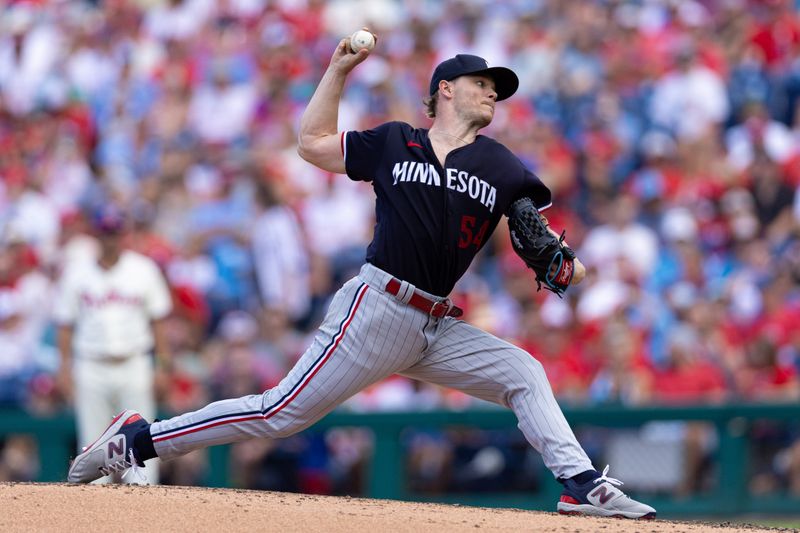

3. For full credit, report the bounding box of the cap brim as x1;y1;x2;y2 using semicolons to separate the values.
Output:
472;66;519;101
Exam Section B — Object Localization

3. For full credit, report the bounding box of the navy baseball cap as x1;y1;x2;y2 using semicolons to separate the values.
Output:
91;204;127;234
429;54;519;101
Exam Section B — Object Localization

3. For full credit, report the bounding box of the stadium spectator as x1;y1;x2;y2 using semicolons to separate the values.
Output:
649;38;730;141
0;231;51;407
251;178;312;327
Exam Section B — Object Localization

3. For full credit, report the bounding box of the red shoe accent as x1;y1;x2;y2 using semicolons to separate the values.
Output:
124;414;143;425
559;495;581;505
83;412;127;451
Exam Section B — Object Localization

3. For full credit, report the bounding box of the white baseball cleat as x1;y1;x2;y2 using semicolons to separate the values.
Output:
67;410;149;484
556;465;657;519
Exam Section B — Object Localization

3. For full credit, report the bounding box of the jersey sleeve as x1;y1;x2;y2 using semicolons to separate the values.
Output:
143;259;173;320
485;141;552;215
343;121;397;182
519;167;552;211
51;267;79;325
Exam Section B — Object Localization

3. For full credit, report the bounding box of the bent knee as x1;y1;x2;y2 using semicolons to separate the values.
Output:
501;349;550;397
514;349;547;378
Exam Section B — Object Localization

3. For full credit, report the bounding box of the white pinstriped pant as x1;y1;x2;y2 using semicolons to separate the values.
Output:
150;263;592;479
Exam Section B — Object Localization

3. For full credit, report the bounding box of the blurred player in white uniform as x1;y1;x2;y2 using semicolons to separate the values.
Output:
54;205;172;484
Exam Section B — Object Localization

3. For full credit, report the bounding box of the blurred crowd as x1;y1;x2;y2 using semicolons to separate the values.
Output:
2;0;800;492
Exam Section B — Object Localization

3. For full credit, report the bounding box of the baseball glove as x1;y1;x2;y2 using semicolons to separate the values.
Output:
507;197;576;297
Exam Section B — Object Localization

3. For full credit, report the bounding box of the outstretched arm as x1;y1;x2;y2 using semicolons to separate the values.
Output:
297;37;372;174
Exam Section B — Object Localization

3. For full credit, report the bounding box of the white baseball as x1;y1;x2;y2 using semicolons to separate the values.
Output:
349;29;375;53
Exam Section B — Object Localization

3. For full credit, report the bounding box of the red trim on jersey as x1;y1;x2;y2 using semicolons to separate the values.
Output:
152;284;369;443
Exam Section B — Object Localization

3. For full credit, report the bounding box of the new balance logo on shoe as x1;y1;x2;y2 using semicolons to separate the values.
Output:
556;465;656;520
108;437;125;459
590;485;614;505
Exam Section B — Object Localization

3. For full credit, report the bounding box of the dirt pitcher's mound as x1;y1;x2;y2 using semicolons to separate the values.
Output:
0;483;787;532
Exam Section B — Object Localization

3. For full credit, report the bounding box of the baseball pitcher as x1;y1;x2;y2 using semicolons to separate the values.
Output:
67;34;655;519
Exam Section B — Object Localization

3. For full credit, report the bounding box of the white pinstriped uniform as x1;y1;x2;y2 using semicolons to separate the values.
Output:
150;263;592;480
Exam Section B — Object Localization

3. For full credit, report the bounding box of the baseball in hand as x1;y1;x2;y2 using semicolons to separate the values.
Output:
349;29;375;53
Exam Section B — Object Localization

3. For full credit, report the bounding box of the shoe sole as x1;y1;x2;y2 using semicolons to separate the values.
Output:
557;502;656;520
67;409;138;483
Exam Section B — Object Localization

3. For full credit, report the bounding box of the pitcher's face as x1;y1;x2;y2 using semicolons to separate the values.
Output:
451;75;497;128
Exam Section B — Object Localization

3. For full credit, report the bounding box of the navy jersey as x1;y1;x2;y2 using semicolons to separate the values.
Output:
344;121;551;297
